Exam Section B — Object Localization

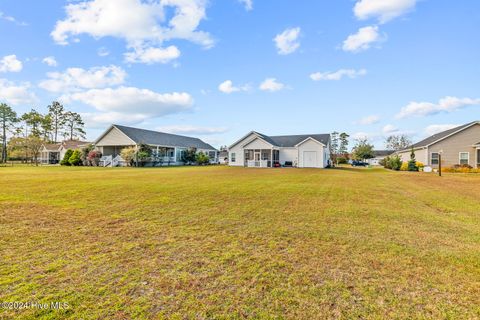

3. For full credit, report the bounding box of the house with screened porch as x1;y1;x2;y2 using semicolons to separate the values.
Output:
228;131;331;168
93;124;218;167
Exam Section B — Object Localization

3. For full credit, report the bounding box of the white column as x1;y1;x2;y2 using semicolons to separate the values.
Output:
174;147;177;163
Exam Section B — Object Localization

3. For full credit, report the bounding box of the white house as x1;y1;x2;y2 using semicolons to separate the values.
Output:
228;131;331;168
39;140;90;164
94;124;218;166
367;150;394;166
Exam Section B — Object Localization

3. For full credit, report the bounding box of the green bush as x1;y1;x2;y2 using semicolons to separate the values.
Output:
407;160;418;171
337;157;348;164
384;155;402;171
68;150;82;166
195;151;210;165
60;149;74;166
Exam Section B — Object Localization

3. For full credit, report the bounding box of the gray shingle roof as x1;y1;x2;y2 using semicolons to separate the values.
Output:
253;132;331;147
373;150;394;157
114;125;217;150
407;121;479;150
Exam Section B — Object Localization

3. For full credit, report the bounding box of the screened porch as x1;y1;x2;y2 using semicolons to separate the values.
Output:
244;149;280;168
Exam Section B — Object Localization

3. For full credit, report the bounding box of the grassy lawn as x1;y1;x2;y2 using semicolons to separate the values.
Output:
1;166;479;319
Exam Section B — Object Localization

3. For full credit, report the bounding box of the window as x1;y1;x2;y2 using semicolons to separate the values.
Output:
459;152;469;165
231;153;236;162
208;151;216;159
431;153;439;165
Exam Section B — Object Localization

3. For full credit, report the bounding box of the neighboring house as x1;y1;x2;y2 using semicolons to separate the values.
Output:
396;121;480;168
228;131;331;168
39;140;90;164
59;140;91;160
218;150;229;164
94;124;218;166
368;150;394;166
39;143;61;164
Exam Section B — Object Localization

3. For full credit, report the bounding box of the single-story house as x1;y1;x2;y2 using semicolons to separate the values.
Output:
39;143;61;164
396;121;480;168
39;140;90;164
94;124;218;166
228;131;331;168
218;150;229;164
368;150;394;166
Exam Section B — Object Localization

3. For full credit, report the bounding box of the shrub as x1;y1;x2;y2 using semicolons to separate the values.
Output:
337;157;348;164
407;160;418;171
181;148;197;165
416;161;424;169
386;155;402;171
400;161;409;171
81;144;94;166
196;151;210;165
87;150;102;166
120;147;136;166
60;149;74;166
68;150;82;166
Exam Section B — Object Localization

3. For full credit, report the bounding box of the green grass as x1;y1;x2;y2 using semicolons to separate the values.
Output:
1;166;479;319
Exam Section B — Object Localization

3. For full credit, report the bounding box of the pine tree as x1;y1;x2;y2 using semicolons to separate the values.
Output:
64;111;86;140
0;103;18;163
48;101;66;143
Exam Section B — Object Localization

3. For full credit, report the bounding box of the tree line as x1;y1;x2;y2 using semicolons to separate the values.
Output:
0;101;86;164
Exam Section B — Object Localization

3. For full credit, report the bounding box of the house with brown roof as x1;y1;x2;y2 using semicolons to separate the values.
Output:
396;121;480;168
39;140;90;164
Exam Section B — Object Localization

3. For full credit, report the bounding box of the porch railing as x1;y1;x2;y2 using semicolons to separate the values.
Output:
247;160;269;168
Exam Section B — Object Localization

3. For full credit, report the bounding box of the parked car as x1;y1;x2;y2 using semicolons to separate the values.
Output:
351;160;369;167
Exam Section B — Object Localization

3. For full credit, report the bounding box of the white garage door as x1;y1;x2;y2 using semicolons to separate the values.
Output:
303;151;317;168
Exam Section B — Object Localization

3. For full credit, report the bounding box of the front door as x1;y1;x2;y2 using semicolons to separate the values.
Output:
254;152;260;161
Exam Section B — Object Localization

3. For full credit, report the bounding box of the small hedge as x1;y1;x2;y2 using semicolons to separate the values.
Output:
60;149;74;166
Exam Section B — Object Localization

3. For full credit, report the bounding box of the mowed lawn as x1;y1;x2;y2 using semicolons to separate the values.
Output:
1;166;479;319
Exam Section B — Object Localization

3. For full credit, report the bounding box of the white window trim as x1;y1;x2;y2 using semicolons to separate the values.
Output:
431;152;439;165
459;152;470;165
231;152;236;162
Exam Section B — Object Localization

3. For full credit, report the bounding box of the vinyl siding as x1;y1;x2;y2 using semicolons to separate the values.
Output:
96;127;135;147
297;139;325;168
428;123;480;167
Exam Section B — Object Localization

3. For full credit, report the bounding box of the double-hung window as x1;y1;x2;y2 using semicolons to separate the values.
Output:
231;153;236;162
459;152;469;165
431;153;439;165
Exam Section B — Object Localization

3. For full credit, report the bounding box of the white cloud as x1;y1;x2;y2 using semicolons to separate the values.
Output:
0;79;37;105
274;27;301;55
51;0;213;64
0;55;23;73
218;80;250;94
396;96;480;118
82;112;149;127
42;56;58;67
239;0;253;11
342;25;382;52
156;125;228;135
424;124;460;136
356;115;380;125
382;124;399;134
259;78;286;92
352;132;373;140
124;45;180;64
39;65;127;93
354;0;417;24
63;86;193;117
310;68;367;81
0;11;27;26
97;47;110;57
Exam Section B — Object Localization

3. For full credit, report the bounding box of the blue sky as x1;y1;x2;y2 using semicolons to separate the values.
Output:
1;0;479;148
